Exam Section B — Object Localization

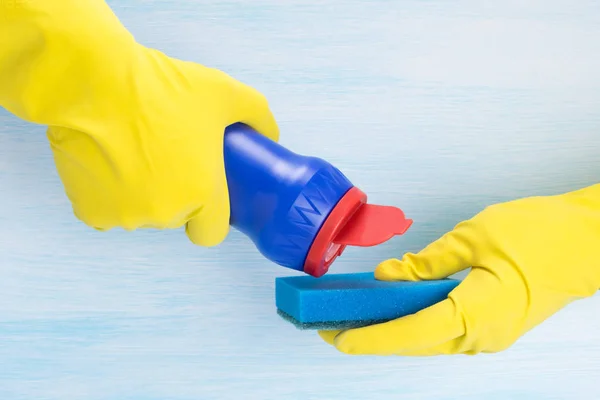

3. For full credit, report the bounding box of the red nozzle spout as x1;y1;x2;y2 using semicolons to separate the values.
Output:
333;204;413;247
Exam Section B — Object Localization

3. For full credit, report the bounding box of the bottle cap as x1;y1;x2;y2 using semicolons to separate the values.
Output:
303;187;413;277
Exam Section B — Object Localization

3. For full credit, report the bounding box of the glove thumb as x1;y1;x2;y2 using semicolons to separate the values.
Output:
227;79;280;142
185;72;278;246
185;167;230;247
375;222;476;282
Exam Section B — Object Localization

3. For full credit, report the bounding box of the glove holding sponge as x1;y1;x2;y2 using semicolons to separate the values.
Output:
320;184;600;356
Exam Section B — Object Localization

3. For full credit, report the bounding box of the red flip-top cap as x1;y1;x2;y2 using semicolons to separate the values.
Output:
303;187;413;277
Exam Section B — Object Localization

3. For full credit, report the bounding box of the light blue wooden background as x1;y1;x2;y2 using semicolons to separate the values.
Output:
1;1;600;399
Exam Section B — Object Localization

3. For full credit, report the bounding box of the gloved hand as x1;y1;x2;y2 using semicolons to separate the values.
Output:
0;0;278;246
319;184;600;356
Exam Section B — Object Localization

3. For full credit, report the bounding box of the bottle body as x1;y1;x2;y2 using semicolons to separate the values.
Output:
223;123;353;271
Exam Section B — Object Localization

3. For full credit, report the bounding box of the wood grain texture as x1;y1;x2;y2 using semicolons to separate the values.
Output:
1;1;600;398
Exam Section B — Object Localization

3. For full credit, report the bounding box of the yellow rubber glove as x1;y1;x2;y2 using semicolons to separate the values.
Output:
0;1;278;246
319;184;600;356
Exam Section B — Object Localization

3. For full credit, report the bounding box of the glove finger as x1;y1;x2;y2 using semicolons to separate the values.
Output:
185;169;231;247
229;80;280;142
319;328;457;357
325;298;465;356
375;221;476;282
316;329;460;356
377;337;466;357
317;327;462;354
318;330;342;345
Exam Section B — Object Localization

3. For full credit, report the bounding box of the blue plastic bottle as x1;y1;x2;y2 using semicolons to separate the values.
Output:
223;123;412;277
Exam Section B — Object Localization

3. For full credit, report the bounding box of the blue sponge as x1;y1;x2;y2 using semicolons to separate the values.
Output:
275;272;460;330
